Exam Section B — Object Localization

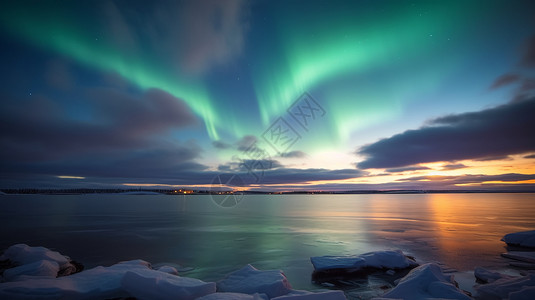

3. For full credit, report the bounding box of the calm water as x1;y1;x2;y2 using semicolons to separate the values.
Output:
1;193;535;293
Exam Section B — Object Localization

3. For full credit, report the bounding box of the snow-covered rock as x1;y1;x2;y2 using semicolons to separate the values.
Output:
3;260;60;282
0;259;215;299
197;292;268;300
502;230;535;248
216;264;292;298
311;250;417;273
375;263;471;300
272;290;346;299
121;269;215;300
475;273;535;299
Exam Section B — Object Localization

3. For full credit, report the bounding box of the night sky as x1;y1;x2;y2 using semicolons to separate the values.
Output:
1;0;535;190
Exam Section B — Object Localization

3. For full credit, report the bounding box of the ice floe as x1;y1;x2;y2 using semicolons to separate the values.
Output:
272;289;347;299
0;258;215;299
374;263;471;300
474;267;514;283
475;272;535;299
216;264;292;298
502;230;535;248
310;250;418;273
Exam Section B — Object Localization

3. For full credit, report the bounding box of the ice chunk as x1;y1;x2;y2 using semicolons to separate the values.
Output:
121;269;215;300
217;264;292;298
474;267;515;283
197;292;268;300
1;244;70;269
311;250;417;272
509;286;535;300
376;263;471;300
3;260;60;282
0;260;215;300
502;230;535;248
501;251;535;263
272;290;347;299
157;265;179;275
476;273;535;299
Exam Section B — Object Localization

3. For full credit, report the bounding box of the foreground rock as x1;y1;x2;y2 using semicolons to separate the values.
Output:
373;263;471;300
502;230;535;248
310;250;418;278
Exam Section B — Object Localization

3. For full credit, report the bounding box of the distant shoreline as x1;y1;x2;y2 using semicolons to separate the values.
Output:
1;188;534;195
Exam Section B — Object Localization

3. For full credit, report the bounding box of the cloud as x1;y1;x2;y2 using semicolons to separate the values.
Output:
213;140;232;149
397;173;535;184
440;163;467;170
475;155;510;161
101;0;250;76
258;168;366;184
44;59;75;91
357;98;535;169
0;87;200;180
218;159;282;172
173;0;250;75
279;150;307;158
520;35;535;68
491;73;520;89
524;154;535;159
236;135;258;151
491;35;535;102
385;166;430;173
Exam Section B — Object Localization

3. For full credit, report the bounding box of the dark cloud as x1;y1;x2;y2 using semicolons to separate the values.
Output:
475;155;510;161
212;140;232;149
259;168;365;184
440;163;467;170
279;150;306;158
524;154;535;159
490;73;520;89
520;35;535;68
492;35;535;102
397;173;535;184
357;98;535;169
218;159;282;172
236;135;258;151
101;0;250;76
0;87;202;183
385;166;430;173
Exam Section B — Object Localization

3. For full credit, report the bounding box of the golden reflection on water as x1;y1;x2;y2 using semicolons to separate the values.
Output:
423;193;535;269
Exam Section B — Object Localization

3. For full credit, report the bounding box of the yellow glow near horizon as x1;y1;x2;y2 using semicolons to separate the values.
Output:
57;175;85;179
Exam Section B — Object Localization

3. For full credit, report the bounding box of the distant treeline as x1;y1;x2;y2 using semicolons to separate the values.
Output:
0;188;533;195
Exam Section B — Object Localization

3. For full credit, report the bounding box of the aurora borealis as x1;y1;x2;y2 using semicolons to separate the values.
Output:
1;0;535;190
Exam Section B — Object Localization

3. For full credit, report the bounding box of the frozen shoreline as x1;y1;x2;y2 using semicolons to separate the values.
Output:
1;231;534;300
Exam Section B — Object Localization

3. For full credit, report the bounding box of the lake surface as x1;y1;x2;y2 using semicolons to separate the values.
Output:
1;193;535;296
